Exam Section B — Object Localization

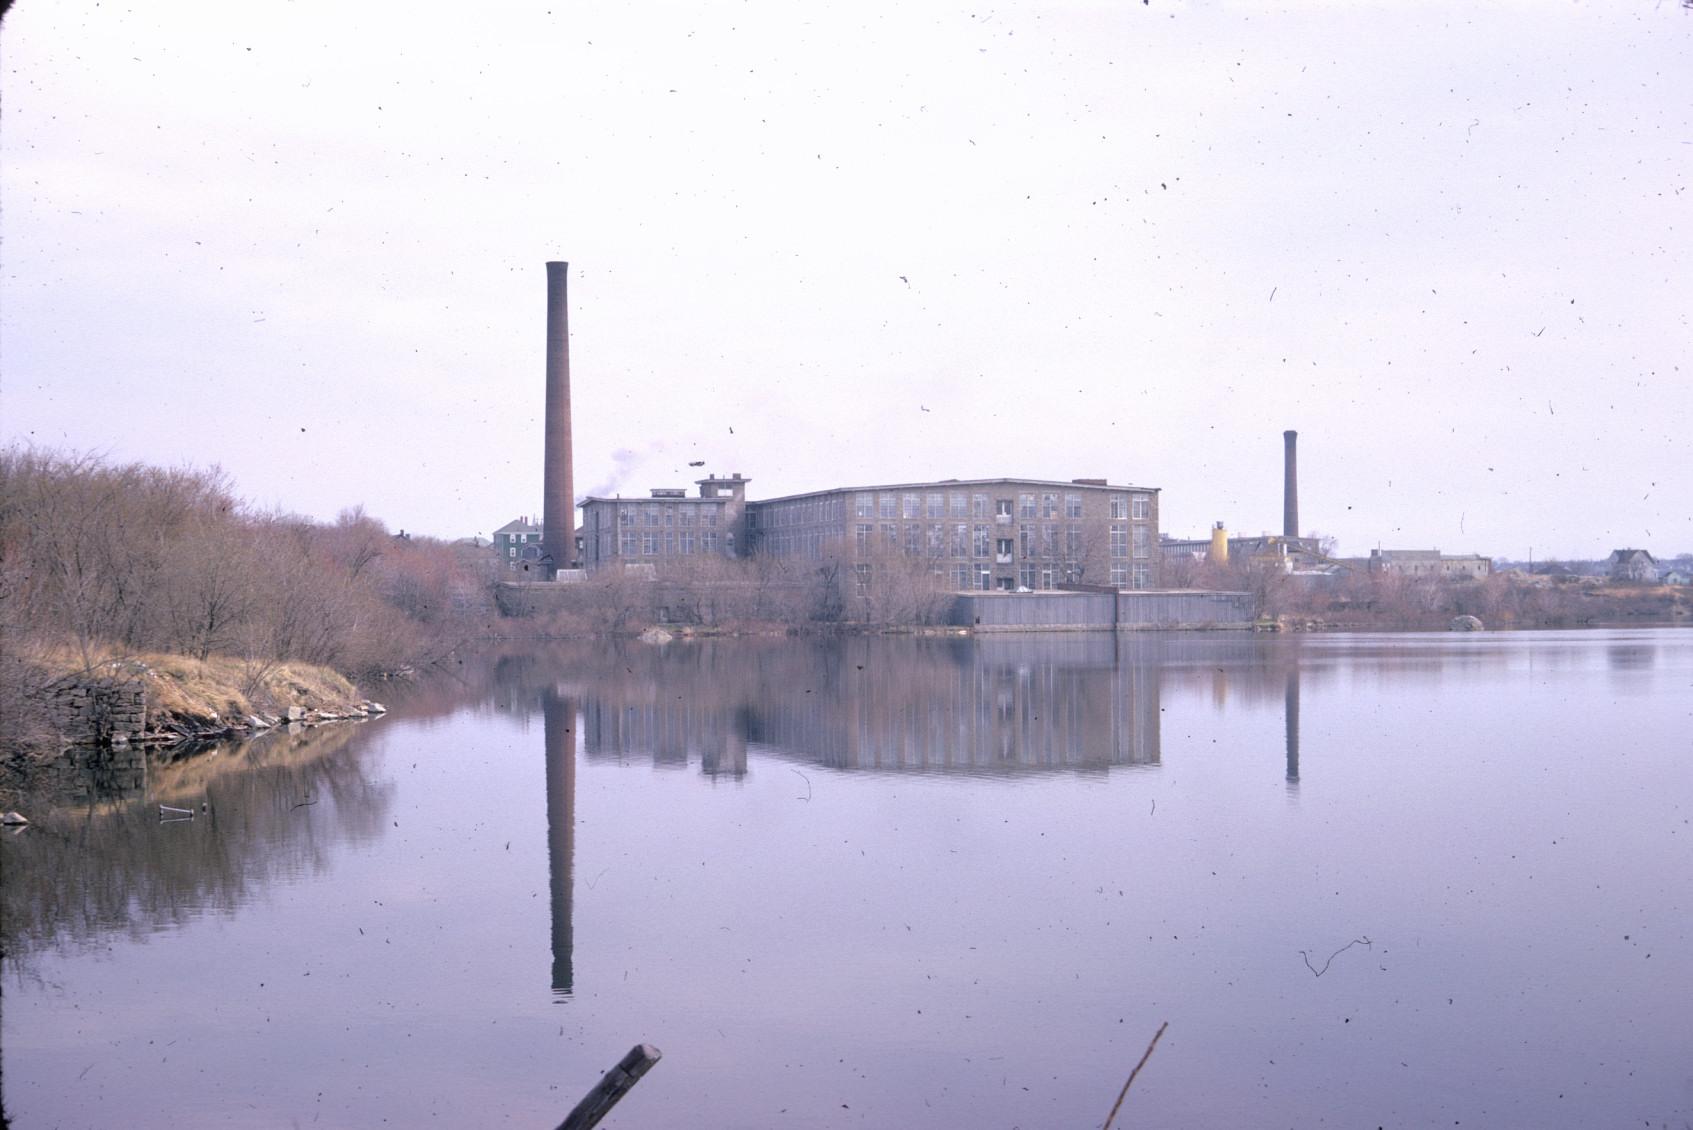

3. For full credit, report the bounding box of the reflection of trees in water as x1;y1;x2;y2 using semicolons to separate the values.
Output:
0;722;394;967
1148;632;1353;709
1607;643;1656;670
1156;632;1537;707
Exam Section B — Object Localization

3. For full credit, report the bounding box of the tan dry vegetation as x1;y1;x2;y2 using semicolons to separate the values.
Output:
144;721;367;807
38;646;364;731
1;447;502;753
496;541;964;635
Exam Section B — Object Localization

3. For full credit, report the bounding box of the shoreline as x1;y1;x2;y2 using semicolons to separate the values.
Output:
7;650;391;759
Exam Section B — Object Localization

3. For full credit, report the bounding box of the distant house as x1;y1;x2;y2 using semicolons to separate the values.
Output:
495;517;546;574
1367;549;1492;579
1606;548;1658;582
1659;568;1691;586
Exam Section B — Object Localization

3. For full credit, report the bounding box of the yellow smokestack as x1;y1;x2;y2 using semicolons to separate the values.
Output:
1209;522;1229;564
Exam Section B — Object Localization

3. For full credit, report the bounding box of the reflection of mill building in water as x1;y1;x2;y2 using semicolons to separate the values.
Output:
582;696;750;778
579;637;1160;774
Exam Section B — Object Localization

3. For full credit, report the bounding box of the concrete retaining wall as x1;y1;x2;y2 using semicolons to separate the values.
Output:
1117;590;1256;630
948;592;1118;631
950;590;1255;632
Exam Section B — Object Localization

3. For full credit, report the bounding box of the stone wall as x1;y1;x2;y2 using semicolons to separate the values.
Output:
46;677;147;746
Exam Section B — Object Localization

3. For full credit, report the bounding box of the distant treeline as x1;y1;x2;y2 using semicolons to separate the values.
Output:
1493;556;1693;577
0;448;500;730
1165;555;1690;630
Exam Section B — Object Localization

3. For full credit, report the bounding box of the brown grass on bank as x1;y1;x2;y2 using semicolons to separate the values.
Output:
37;645;365;729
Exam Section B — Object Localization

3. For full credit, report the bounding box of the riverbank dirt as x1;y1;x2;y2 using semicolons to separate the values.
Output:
28;649;386;749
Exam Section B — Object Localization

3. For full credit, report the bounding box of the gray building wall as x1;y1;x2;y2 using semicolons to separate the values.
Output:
950;589;1254;632
579;475;750;570
1116;590;1256;629
1368;550;1492;578
750;478;1161;590
576;474;1161;589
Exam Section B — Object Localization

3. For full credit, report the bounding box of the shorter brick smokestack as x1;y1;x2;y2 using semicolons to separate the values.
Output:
1283;429;1299;539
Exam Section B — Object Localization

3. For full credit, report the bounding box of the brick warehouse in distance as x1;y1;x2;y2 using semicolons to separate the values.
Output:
579;473;1161;591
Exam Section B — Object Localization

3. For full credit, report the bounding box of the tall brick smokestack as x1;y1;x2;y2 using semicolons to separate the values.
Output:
1282;429;1299;539
542;261;573;577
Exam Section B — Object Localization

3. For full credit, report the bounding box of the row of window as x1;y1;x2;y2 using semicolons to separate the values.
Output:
607;503;722;528
839;523;1151;559
847;491;1152;522
758;497;847;528
847;562;1155;591
604;530;726;557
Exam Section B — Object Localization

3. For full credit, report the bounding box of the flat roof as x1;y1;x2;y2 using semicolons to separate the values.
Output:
750;477;1159;506
578;493;723;504
579;476;1159;508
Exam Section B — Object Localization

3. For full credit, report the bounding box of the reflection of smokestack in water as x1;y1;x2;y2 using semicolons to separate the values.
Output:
542;262;574;577
544;688;576;996
1284;669;1300;786
1283;430;1299;539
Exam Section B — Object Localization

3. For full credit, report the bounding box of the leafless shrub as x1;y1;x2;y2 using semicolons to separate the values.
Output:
0;445;500;742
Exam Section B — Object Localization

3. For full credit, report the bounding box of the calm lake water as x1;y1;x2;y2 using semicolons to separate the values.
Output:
4;629;1691;1128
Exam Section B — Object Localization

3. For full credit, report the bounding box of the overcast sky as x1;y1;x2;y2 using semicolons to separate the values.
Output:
3;1;1688;559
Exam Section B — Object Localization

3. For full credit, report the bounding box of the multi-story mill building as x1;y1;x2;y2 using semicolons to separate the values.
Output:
579;474;1161;590
579;474;753;571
